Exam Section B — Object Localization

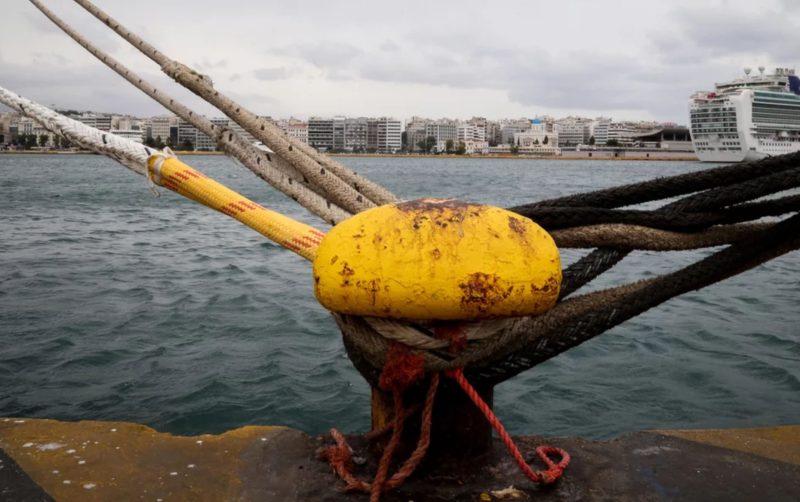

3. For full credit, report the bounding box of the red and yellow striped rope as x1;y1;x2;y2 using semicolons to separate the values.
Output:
148;154;325;261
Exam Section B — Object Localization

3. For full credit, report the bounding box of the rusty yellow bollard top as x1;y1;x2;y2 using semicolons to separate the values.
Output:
313;198;561;321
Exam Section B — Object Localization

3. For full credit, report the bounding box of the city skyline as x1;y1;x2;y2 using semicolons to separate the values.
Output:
1;0;798;125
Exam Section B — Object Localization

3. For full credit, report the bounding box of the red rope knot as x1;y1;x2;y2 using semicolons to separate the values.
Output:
378;342;425;393
322;342;439;502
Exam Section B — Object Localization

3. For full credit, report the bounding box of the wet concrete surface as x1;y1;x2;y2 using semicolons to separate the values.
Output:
1;418;798;501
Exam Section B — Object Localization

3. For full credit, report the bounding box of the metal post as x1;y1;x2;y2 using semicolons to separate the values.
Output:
370;377;494;467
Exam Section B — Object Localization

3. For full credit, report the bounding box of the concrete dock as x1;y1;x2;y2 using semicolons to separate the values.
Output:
1;418;798;501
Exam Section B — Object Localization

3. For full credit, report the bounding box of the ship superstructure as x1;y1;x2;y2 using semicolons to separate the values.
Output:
689;67;800;162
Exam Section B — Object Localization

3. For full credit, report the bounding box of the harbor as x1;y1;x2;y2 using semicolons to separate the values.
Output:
2;0;800;500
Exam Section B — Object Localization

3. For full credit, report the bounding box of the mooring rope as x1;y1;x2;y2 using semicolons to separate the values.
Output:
0;86;154;175
29;0;352;225
0;86;327;261
72;0;399;212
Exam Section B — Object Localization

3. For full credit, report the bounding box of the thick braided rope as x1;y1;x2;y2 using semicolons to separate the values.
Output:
0;85;153;175
469;213;800;384
518;195;800;232
551;223;774;250
516;151;800;210
74;0;398;212
544;163;800;300
30;0;351;225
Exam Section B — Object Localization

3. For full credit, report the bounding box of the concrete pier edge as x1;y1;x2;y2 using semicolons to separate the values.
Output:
1;417;798;501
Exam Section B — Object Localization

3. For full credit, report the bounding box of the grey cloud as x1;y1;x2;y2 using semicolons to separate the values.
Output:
253;67;289;81
652;7;799;64
266;37;679;116
194;58;229;71
274;42;363;68
0;62;210;117
379;41;400;52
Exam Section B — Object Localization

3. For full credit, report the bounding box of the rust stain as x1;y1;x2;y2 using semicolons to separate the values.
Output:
354;278;382;306
339;262;355;277
432;248;441;259
508;216;526;235
458;272;514;313
339;262;355;287
531;276;560;295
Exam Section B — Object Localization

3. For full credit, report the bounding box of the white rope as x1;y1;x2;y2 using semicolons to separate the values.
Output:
73;0;399;212
29;0;351;225
0;85;152;175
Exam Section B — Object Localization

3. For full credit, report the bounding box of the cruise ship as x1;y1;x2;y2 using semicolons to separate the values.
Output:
689;67;800;162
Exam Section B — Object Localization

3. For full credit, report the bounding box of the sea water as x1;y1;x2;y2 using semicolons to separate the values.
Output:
1;154;798;438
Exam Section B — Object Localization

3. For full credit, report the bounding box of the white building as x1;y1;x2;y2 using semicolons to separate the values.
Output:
146;116;176;144
195;117;228;151
375;117;402;153
77;113;112;132
405;116;431;152
276;118;308;144
308;117;334;151
555;119;592;147
110;128;145;144
500;118;532;144
591;119;611;145
425;120;458;144
512;119;559;151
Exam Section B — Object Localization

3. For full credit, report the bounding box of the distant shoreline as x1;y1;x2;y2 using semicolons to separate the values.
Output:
0;150;699;161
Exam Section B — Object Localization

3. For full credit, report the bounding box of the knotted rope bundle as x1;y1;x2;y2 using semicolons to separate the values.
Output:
334;153;800;389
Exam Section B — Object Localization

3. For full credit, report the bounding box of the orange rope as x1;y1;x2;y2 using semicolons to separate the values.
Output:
319;374;440;499
445;368;570;484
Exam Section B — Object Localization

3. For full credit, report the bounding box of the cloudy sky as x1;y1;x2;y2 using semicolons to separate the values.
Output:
1;0;798;124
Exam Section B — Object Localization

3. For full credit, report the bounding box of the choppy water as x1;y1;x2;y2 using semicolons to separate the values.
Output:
1;154;798;438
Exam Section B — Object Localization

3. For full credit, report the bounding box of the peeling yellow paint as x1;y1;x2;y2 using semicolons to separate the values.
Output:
314;198;561;320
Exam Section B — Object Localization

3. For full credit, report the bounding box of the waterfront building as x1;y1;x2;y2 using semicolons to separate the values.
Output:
15;117;36;135
463;140;490;155
177;119;199;149
484;120;502;146
76;113;111;132
500;118;532;144
425;120;458;146
146;116;177;145
110;128;145;144
343;117;368;152
404;116;431;152
555;118;592;147
458;122;486;143
631;126;693;151
308;117;334;151
0;116;9;145
276;118;309;144
194;117;228;151
374;117;402;153
591;119;611;145
512;118;559;150
607;122;639;145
